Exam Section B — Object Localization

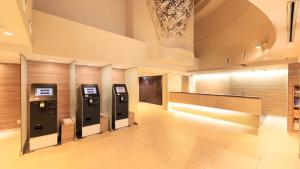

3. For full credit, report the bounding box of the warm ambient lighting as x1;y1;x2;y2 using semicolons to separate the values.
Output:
231;69;287;78
194;73;229;80
2;31;13;36
49;59;54;62
193;69;288;80
255;45;262;49
169;102;244;116
263;56;269;59
0;130;16;140
168;102;250;127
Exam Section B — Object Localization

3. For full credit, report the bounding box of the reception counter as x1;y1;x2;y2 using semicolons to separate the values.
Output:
168;92;262;127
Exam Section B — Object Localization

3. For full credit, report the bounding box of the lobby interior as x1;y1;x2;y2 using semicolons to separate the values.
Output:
0;0;300;169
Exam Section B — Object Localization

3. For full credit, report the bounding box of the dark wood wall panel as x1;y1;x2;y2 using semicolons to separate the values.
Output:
0;64;20;130
28;61;70;120
139;76;162;105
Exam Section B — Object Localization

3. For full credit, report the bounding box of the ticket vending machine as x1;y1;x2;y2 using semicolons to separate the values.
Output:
76;84;100;138
112;84;129;129
29;84;57;151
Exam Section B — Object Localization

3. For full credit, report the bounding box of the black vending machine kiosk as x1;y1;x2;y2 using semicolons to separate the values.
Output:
29;84;57;151
76;84;100;138
112;84;129;129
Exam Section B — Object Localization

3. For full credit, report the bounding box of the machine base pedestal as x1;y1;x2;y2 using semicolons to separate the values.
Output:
30;133;57;151
115;118;129;129
82;124;100;137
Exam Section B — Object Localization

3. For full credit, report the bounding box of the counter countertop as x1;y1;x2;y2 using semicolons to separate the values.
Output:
170;92;260;99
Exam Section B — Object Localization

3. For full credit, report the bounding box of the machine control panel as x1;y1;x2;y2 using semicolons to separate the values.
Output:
112;84;129;129
29;84;57;138
77;84;101;138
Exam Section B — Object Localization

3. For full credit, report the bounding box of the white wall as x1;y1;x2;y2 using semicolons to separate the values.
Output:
101;65;112;129
125;68;139;113
32;10;190;72
34;0;126;36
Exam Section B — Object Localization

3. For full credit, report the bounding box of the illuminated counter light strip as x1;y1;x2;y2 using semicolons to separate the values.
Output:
168;108;259;134
169;92;262;127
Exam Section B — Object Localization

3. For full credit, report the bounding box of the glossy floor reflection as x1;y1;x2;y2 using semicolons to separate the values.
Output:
0;103;299;169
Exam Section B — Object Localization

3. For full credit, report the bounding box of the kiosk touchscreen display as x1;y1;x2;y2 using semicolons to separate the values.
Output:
35;88;53;96
84;87;97;95
116;87;126;93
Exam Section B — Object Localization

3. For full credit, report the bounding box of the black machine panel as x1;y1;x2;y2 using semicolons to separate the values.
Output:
76;84;100;138
112;84;129;129
29;84;57;138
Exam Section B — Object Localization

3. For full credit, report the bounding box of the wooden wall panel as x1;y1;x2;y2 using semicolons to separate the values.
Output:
230;72;288;116
195;76;230;95
75;65;102;112
28;61;70;120
0;64;20;130
139;76;162;105
112;68;125;84
76;65;101;87
194;69;288;116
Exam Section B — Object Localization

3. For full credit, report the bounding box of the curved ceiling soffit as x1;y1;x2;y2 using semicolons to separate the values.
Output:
194;0;277;68
195;0;251;40
194;0;225;21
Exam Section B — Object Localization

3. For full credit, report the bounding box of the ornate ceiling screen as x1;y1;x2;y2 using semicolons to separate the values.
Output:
147;0;193;44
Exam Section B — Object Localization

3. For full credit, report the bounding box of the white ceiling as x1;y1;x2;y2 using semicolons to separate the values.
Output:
193;0;300;71
249;0;300;62
0;0;298;71
0;0;31;52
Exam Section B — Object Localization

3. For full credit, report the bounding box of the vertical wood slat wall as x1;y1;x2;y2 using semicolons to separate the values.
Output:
112;68;125;84
28;61;70;120
0;64;20;130
288;63;300;132
230;72;288;117
75;65;102;112
0;62;127;131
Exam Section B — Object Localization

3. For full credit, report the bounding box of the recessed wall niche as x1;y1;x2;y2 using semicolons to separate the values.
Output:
0;63;20;130
28;61;70;120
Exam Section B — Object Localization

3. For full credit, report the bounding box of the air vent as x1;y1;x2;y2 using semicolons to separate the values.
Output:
287;0;299;42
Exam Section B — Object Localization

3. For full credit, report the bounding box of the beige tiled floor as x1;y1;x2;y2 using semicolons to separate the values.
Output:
0;103;299;169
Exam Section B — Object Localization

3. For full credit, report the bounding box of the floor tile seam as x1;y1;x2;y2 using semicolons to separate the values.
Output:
107;140;141;169
202;143;228;169
255;149;264;169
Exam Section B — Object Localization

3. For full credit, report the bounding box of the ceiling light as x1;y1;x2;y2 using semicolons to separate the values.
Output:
255;44;262;49
2;31;13;36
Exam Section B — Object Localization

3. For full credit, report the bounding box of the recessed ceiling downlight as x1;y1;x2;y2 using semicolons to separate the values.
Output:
255;44;262;49
2;31;13;36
